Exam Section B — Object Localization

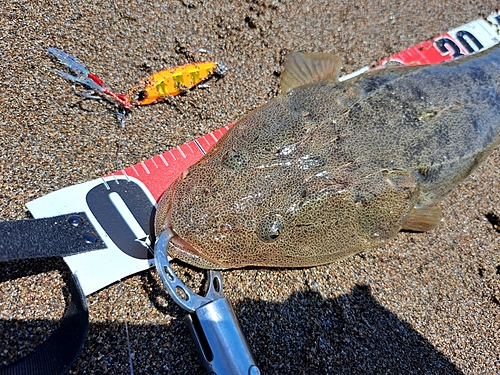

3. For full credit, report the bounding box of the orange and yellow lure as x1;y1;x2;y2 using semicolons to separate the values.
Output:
127;61;228;106
48;47;227;110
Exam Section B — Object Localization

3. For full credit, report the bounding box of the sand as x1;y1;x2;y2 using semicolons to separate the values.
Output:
0;1;499;374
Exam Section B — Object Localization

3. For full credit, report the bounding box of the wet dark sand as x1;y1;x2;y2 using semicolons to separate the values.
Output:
0;1;499;374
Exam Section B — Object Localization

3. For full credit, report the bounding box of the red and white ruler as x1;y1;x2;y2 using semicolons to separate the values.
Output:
27;13;500;295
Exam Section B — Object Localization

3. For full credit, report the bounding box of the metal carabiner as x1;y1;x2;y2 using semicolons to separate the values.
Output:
154;230;260;375
154;229;222;312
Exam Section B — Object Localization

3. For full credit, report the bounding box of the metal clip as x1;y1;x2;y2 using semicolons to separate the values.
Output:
154;230;260;375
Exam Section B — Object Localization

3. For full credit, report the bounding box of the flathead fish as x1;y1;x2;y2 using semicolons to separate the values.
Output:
155;46;500;269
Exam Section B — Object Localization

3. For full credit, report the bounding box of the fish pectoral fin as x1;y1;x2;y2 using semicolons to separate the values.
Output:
401;204;442;232
280;52;342;93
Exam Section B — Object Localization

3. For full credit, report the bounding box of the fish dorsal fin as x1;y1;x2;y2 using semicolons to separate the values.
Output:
401;204;442;232
280;52;342;93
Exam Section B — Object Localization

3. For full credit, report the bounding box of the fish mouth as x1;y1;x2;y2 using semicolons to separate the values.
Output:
156;177;224;269
155;179;201;256
163;204;205;258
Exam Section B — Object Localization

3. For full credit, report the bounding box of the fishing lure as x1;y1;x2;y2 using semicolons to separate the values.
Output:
48;47;227;109
127;61;228;105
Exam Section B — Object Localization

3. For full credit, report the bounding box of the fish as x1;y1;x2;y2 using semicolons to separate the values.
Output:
155;45;500;269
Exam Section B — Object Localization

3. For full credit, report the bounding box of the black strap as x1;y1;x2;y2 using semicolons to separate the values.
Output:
0;275;88;375
0;212;106;375
0;213;106;261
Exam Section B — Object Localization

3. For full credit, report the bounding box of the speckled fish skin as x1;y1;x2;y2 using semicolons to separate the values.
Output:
155;45;500;269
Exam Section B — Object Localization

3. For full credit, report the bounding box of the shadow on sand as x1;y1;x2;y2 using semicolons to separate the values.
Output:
1;261;463;375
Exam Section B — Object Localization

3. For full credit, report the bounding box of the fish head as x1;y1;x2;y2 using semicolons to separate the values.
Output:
154;117;419;270
154;134;306;269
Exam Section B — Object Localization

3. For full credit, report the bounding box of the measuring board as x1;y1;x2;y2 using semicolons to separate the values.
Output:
26;13;500;295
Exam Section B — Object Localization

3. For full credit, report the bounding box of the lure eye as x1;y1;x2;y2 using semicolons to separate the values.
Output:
220;148;248;170
136;89;148;102
258;214;285;242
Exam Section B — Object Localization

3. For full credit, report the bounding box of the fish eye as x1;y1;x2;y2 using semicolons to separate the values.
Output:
221;148;248;170
258;214;285;242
